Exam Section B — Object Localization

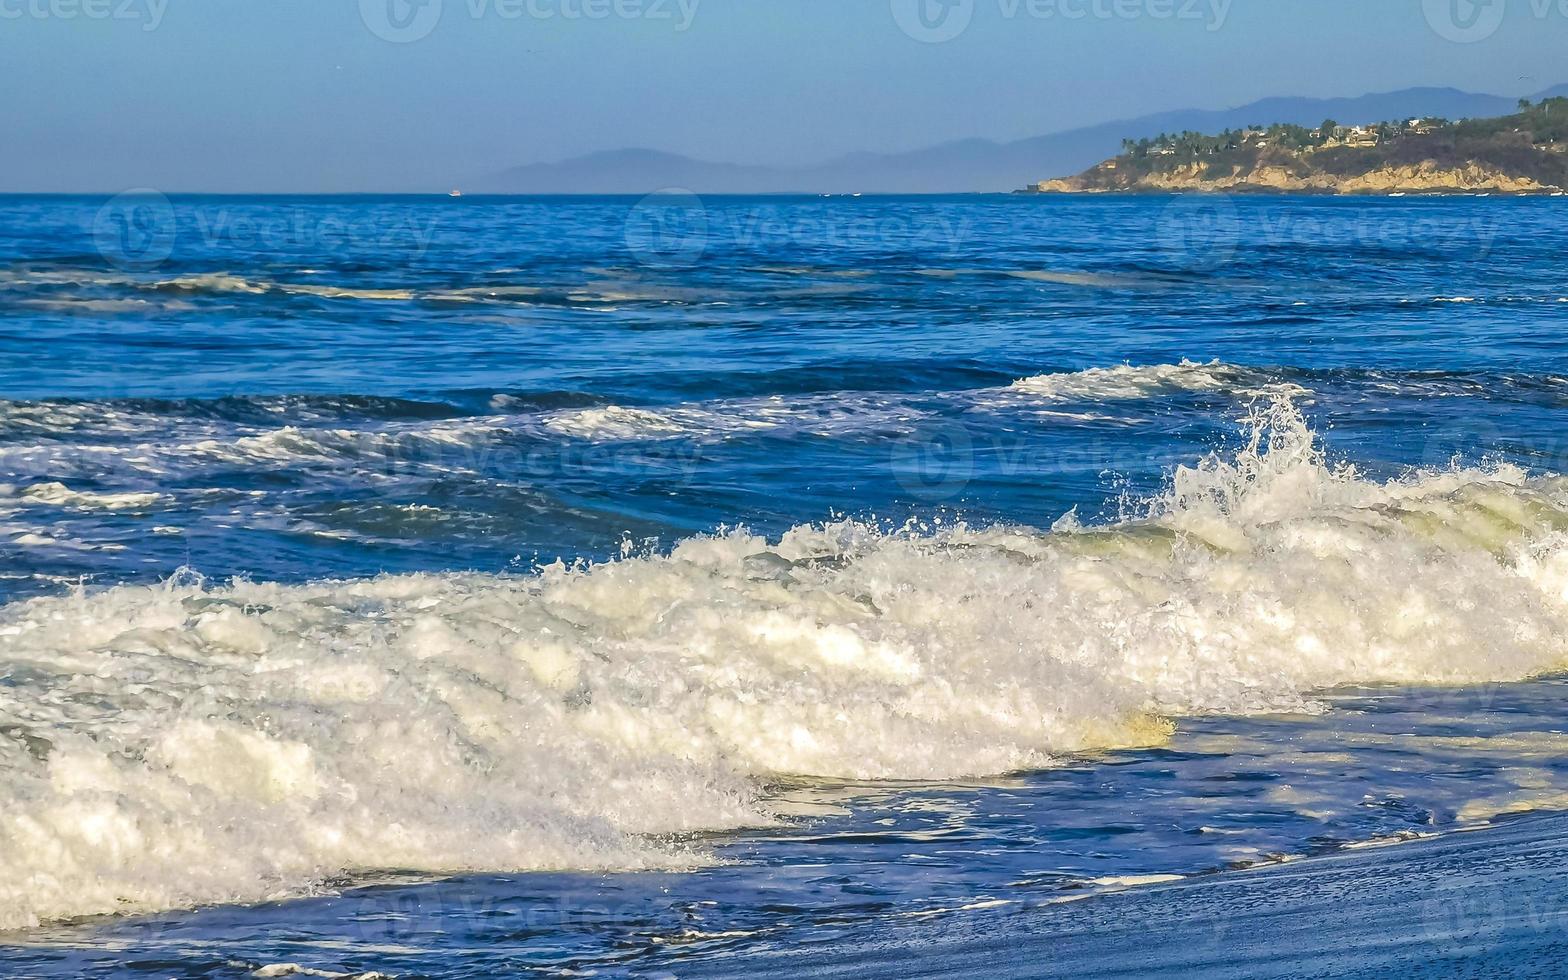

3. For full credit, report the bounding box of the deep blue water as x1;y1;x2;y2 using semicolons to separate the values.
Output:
2;194;1567;977
3;194;1564;600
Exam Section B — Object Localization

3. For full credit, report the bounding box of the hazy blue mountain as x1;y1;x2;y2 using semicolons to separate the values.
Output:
471;85;1562;194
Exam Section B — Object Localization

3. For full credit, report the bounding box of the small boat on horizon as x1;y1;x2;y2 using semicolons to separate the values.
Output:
449;189;463;198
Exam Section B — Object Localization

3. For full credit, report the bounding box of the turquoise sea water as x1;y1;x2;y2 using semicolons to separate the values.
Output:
2;194;1567;977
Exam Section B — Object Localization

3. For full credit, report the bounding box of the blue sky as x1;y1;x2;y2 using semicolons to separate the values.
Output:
2;0;1563;191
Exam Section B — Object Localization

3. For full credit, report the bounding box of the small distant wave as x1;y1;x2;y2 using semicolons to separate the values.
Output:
13;482;169;511
191;419;513;470
914;267;1181;289
14;297;197;315
279;283;416;302
543;405;756;441
1003;269;1171;288
3;400;1568;929
0;524;124;552
1410;295;1568;306
426;281;733;307
149;274;416;302
1010;360;1310;403
0;394;464;443
135;273;723;308
1;264;732;310
542;394;924;442
150;273;270;295
0;266;139;288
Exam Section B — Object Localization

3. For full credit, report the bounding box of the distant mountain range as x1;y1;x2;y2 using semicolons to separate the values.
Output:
471;84;1568;195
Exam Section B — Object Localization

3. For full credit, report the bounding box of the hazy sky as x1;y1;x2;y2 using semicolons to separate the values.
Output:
3;0;1563;191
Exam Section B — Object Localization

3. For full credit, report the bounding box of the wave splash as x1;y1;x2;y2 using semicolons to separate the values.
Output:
2;400;1566;929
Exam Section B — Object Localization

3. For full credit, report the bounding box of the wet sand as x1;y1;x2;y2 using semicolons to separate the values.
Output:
684;811;1568;978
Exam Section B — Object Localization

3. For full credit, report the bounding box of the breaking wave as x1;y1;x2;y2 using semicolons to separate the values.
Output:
2;400;1567;929
1010;359;1310;402
541;394;925;442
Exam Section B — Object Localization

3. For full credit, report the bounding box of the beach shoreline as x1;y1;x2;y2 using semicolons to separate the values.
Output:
681;810;1568;978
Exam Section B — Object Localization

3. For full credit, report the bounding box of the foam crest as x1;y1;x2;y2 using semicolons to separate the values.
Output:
15;482;169;511
541;395;923;442
542;405;759;440
1011;360;1309;402
2;402;1567;929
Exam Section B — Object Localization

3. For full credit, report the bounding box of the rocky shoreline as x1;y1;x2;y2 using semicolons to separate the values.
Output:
1026;101;1568;196
1027;157;1566;195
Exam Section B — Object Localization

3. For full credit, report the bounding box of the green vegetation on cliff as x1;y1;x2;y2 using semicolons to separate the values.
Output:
1032;99;1568;194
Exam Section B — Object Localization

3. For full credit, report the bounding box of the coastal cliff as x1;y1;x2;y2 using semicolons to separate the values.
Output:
1030;100;1568;195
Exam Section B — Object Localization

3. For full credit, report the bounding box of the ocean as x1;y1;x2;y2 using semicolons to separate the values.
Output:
1;193;1566;977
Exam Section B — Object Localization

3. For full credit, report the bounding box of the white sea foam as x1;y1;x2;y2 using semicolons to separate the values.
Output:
542;395;923;442
276;284;416;302
145;275;417;302
152;273;271;295
542;405;746;440
2;401;1568;929
17;482;169;511
1010;360;1309;402
0;400;163;441
252;966;391;979
16;298;196;315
